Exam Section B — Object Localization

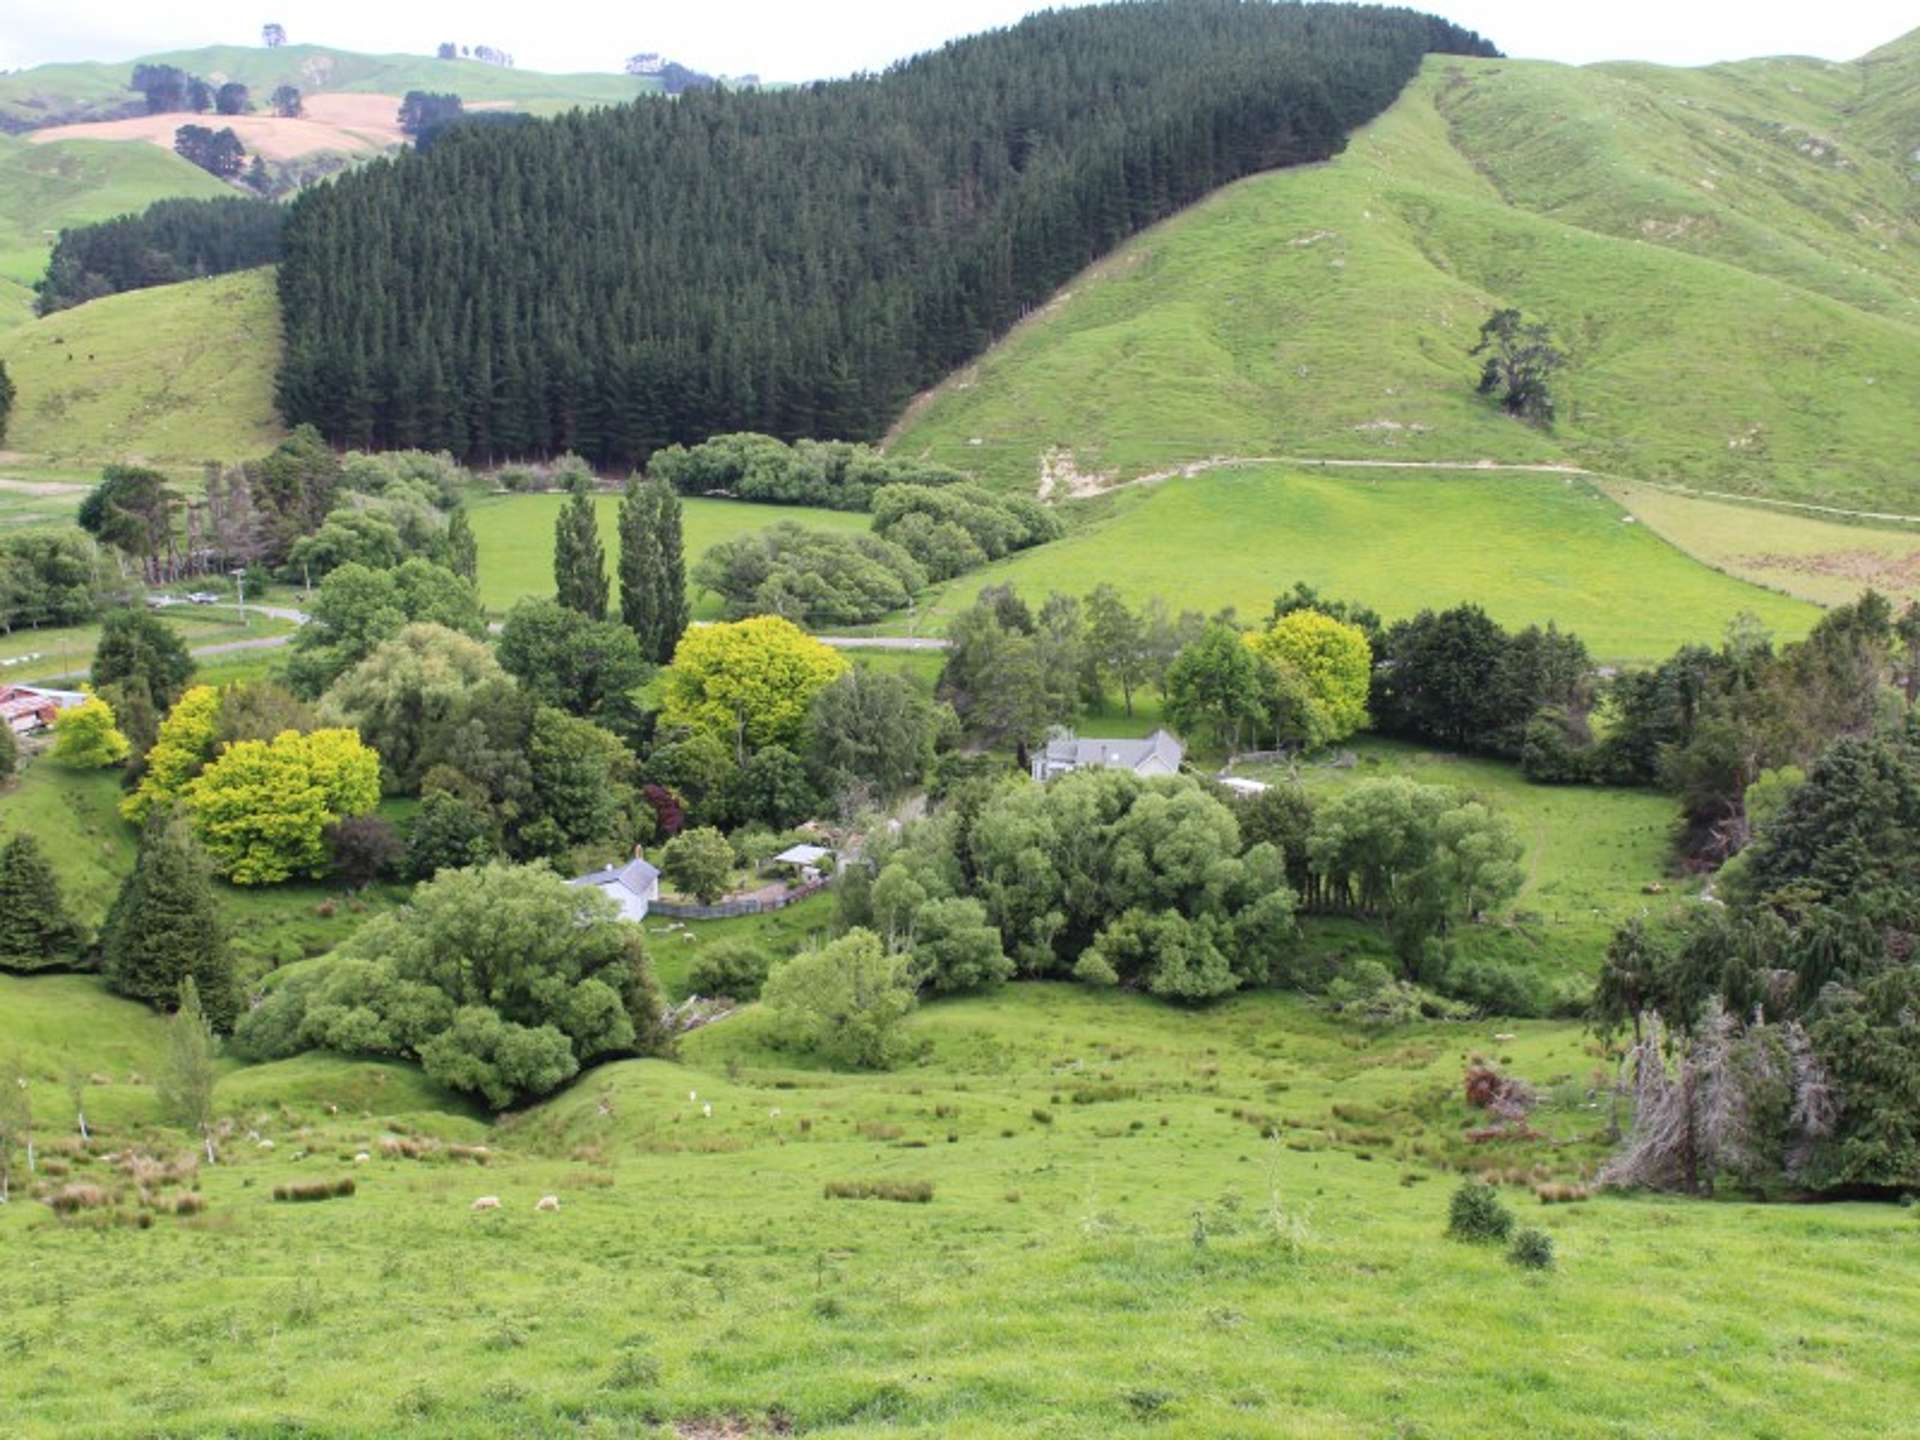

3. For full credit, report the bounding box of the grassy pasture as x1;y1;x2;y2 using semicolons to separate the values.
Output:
0;973;1916;1436
885;467;1817;664
0;132;231;298
466;491;872;617
0;267;284;463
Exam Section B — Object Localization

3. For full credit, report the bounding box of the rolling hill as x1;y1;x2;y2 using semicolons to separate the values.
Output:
0;267;283;463
0;43;658;132
889;38;1920;512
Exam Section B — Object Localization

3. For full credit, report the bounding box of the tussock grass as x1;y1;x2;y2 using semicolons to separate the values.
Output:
823;1179;934;1204
271;1177;357;1203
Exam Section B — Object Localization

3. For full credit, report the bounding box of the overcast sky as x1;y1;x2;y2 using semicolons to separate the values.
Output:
2;1;1911;80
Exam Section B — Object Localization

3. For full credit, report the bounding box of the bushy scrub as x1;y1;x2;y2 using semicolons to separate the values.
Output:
686;940;771;1001
1508;1227;1556;1270
1447;1178;1515;1243
233;863;670;1107
763;929;916;1069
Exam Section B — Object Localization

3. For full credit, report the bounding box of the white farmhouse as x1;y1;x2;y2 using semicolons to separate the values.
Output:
568;850;661;922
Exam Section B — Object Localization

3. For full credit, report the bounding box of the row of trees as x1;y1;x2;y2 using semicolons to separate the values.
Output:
131;65;249;116
276;3;1495;462
35;196;286;315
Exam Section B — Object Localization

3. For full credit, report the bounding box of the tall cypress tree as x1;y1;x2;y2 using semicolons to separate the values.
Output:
101;816;236;1030
616;474;660;651
617;477;691;664
0;833;84;973
553;474;608;620
445;504;478;583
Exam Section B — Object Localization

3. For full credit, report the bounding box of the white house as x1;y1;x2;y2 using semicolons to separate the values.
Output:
568;850;661;922
1031;728;1184;783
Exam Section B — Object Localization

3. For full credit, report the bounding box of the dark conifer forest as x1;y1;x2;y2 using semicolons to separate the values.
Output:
275;1;1496;466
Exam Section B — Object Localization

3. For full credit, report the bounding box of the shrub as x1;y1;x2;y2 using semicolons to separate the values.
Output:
660;826;736;905
1508;1227;1556;1270
47;1184;113;1215
1446;1178;1514;1243
686;939;770;1001
272;1177;357;1202
823;1179;933;1203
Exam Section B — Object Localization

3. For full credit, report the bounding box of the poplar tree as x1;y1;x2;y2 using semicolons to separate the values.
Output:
101;816;236;1030
552;475;608;620
618;477;690;663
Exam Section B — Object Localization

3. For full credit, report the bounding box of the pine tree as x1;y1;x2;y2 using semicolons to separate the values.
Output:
0;834;84;972
0;721;15;780
552;475;608;620
446;504;478;583
0;360;14;446
101;817;236;1029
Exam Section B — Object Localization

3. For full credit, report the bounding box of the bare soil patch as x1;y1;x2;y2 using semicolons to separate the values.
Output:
27;94;413;160
1742;548;1920;587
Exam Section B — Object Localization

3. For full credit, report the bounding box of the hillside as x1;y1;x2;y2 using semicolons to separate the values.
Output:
0;43;657;132
0;131;230;293
0;267;284;462
890;42;1920;511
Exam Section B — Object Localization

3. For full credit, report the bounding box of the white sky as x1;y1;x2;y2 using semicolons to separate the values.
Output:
1;1;1911;81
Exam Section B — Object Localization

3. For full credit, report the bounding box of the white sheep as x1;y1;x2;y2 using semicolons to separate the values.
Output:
535;1195;560;1213
702;1102;713;1118
471;1195;501;1213
689;1090;698;1102
257;1139;275;1151
353;1152;370;1164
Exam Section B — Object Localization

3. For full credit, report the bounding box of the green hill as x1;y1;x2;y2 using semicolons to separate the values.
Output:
890;41;1920;512
0;43;657;131
0;131;230;290
0;266;283;463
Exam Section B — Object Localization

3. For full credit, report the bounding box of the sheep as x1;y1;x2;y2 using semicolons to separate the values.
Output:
257;1139;275;1151
353;1152;370;1165
702;1102;713;1118
535;1195;560;1213
471;1195;501;1213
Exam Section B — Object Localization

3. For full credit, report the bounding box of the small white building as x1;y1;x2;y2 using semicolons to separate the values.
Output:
1031;728;1184;783
568;850;661;922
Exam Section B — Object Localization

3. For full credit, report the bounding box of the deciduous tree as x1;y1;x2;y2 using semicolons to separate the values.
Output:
50;694;130;769
183;728;381;883
763;929;916;1068
552;475;608;620
662;616;847;761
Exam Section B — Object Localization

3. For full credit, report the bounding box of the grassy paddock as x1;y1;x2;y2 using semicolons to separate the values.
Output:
0;976;1914;1436
890;467;1817;664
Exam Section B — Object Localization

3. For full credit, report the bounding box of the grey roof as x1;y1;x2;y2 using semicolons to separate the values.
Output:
1041;728;1183;772
570;856;660;895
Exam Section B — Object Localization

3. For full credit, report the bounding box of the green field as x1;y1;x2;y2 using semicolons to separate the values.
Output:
467;491;873;617
0;267;283;463
884;467;1818;663
890;46;1920;510
0;44;659;133
1;968;1915;1437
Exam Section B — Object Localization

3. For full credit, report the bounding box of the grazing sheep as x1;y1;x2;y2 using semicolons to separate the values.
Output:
257;1139;275;1151
471;1196;501;1213
353;1152;370;1164
535;1195;560;1213
702;1102;713;1118
689;1090;698;1102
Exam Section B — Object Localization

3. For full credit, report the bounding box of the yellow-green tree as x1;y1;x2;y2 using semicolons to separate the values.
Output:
49;695;130;769
122;684;223;823
1246;610;1371;747
183;728;381;884
661;616;846;760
